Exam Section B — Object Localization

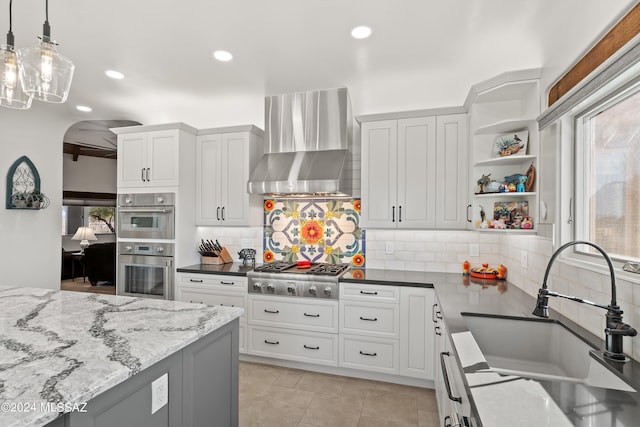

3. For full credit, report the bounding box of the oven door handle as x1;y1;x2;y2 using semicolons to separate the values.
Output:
118;208;172;214
164;258;173;299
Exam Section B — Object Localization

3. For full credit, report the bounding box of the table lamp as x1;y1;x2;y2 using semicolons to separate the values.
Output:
72;226;97;253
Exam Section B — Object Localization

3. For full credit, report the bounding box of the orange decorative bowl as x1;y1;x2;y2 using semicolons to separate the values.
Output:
470;263;498;279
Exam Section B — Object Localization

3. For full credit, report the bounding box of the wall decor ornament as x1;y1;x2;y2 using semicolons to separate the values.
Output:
263;198;365;266
493;130;528;157
6;155;49;209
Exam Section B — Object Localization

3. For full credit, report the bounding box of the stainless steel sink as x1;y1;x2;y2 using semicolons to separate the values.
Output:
460;313;635;391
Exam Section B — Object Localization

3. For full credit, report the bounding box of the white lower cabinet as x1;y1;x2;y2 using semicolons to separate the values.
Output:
338;282;434;380
339;334;399;374
175;273;248;353
248;326;338;366
247;295;339;366
400;287;435;379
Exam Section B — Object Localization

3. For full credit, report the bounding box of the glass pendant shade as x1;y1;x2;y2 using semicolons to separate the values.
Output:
0;45;32;109
18;40;74;103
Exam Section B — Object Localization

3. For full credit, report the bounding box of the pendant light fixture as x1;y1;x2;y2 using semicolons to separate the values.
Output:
0;0;32;109
18;0;74;103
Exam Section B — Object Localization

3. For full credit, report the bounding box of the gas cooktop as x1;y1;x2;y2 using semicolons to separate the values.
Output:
252;262;349;277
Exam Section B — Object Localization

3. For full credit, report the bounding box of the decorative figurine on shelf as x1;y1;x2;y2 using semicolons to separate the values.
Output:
508;183;517;192
479;205;486;223
516;175;527;192
500;183;508;193
525;163;536;192
521;217;533;229
477;174;492;193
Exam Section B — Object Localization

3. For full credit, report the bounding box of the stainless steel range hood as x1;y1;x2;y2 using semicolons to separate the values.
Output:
247;87;359;197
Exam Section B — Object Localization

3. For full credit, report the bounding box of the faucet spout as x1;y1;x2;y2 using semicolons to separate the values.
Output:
532;240;636;362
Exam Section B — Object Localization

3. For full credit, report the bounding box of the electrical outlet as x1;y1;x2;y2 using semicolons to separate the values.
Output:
469;243;479;257
151;373;168;414
385;241;394;255
520;250;528;269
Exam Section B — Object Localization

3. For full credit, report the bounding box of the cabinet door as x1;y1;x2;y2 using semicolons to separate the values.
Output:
361;120;398;228
147;130;180;186
399;287;435;379
436;114;469;229
117;132;147;187
398;117;436;228
539;121;560;226
195;133;223;225
221;132;251;225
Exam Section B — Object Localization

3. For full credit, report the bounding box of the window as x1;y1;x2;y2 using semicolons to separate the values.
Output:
62;206;115;235
575;82;640;262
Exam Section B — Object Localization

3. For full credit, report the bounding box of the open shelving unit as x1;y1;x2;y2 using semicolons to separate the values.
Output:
466;69;542;233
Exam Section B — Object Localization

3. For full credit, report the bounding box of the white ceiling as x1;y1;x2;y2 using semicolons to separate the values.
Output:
5;0;637;129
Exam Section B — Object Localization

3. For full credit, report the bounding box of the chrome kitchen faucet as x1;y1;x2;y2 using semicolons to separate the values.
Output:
532;240;637;361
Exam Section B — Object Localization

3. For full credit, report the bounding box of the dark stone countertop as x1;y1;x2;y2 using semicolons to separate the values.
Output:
339;267;439;288
176;263;254;276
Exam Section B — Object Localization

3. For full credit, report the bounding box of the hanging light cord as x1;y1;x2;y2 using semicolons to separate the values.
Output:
42;0;52;42
7;0;15;47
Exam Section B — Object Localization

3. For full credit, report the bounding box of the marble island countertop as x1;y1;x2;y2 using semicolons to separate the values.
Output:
0;286;243;427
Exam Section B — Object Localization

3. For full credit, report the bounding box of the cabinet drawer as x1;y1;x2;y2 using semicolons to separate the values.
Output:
339;283;399;303
248;326;338;366
178;273;247;291
340;302;399;338
249;296;338;333
339;334;399;374
179;289;245;309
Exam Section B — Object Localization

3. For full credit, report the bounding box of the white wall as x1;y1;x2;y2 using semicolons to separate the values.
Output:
0;104;75;290
63;154;117;193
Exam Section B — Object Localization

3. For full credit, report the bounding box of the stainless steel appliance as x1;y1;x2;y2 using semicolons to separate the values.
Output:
247;88;358;196
247;262;349;299
117;242;174;299
117;192;175;239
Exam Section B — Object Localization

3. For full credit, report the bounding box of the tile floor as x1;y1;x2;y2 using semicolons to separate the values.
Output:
239;361;440;427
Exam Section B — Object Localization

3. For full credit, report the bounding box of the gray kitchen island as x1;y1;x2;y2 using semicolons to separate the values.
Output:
0;286;242;427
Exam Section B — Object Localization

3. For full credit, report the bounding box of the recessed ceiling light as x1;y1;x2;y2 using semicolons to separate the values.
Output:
351;26;372;39
213;50;233;62
76;105;92;112
105;70;125;79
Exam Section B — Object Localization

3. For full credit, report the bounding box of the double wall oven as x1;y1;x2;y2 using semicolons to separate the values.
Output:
117;192;175;300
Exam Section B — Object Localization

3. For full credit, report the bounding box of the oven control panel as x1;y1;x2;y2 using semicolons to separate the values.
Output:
118;242;174;256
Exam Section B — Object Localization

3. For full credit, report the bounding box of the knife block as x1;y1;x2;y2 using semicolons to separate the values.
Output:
201;247;234;265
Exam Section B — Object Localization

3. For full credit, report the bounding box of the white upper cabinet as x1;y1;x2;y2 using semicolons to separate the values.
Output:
115;125;197;189
196;126;264;226
436;114;468;229
361;113;468;229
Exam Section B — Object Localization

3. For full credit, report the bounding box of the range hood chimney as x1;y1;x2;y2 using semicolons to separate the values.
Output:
247;87;358;197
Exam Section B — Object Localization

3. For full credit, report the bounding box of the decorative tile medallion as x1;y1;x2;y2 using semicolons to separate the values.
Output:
263;198;365;267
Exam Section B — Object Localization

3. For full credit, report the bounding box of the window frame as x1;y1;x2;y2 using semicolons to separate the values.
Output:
565;71;640;274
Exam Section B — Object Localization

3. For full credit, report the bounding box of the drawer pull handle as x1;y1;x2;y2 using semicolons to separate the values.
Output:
435;326;442;336
264;309;280;314
221;281;235;285
304;345;320;350
360;290;378;295
359;351;377;357
219;304;235;307
264;340;279;345
359;316;378;322
189;279;204;283
304;313;320;317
